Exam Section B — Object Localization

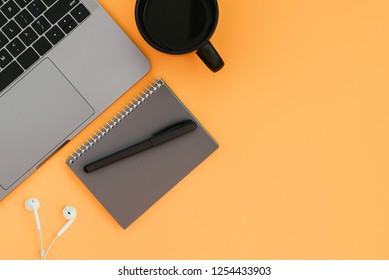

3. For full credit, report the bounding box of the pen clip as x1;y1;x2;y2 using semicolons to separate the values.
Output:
152;119;197;136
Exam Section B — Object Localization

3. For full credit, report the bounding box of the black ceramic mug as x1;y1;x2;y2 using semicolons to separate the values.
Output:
135;0;224;72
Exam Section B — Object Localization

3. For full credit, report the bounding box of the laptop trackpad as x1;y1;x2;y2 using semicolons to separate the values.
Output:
0;59;94;190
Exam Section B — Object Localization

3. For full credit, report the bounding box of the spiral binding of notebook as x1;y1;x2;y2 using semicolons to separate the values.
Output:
68;79;164;164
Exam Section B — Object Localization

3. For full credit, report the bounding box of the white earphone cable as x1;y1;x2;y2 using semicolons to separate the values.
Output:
43;235;59;260
38;229;45;260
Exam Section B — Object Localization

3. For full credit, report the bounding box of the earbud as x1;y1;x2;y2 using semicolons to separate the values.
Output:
25;198;41;230
57;206;77;237
25;198;45;258
43;205;77;260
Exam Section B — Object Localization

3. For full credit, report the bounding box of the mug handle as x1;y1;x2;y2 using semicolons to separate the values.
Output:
196;41;224;72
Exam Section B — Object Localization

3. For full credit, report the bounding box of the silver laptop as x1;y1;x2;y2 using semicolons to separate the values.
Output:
0;0;150;200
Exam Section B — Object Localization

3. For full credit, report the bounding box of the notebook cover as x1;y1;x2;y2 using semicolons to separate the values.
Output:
66;80;218;229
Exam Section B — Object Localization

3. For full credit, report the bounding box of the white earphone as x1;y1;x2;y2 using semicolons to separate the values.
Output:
25;198;77;260
25;198;44;258
25;198;41;230
57;206;77;237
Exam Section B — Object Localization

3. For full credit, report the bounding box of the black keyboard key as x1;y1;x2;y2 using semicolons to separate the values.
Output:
15;0;33;8
17;47;39;69
19;26;38;46
27;0;47;17
0;12;7;27
0;32;9;48
71;4;90;23
61;20;77;34
0;49;12;68
58;14;72;28
2;20;21;40
0;61;23;92
45;25;64;45
58;14;77;33
33;36;51;55
1;1;20;19
42;0;56;7
31;16;50;35
44;0;79;24
15;9;34;29
6;37;25;57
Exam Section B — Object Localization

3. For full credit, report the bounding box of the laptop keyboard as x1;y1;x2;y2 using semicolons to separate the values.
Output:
0;0;90;92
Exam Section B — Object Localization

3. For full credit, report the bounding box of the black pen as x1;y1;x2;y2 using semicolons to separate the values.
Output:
84;119;197;173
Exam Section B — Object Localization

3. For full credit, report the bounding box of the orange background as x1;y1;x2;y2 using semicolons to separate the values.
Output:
1;0;389;259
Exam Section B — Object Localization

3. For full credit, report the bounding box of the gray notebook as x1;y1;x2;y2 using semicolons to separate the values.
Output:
66;79;218;229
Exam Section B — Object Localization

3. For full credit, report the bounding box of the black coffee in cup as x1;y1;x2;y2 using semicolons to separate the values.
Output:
135;0;224;72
